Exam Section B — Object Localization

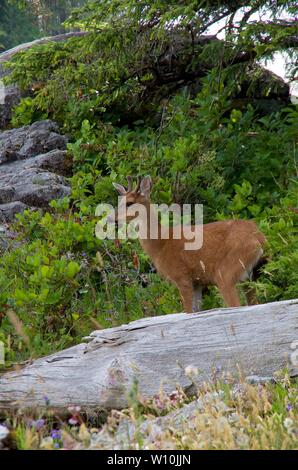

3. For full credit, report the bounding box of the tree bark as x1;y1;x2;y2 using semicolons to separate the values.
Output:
0;299;297;411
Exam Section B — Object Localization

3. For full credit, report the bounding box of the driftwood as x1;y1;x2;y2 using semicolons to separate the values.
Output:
0;299;297;411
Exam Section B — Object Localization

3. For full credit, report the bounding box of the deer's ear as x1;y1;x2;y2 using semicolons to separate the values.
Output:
112;183;127;196
140;175;152;198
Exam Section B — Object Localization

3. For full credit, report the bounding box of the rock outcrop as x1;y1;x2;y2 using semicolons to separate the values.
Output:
0;120;71;223
80;392;228;449
0;32;88;129
0;62;21;130
0;32;88;64
0;84;21;130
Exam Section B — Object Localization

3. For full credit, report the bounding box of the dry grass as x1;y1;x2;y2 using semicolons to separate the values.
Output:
1;371;297;450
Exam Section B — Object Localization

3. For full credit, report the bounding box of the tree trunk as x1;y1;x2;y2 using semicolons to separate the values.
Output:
0;299;297;411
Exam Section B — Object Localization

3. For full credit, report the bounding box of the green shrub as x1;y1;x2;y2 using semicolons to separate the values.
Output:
1;1;297;364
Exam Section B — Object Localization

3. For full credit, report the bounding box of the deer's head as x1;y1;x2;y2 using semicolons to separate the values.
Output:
112;175;152;225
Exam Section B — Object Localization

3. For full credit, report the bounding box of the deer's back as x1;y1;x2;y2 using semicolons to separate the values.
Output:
157;219;266;285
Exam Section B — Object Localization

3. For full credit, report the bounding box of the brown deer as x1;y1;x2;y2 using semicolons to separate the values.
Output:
112;176;266;313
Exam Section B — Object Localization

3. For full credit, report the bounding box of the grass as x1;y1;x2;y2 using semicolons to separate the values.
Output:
1;371;297;450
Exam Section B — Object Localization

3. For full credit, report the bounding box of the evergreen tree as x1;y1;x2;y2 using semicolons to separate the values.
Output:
0;1;88;52
0;1;39;52
25;1;88;35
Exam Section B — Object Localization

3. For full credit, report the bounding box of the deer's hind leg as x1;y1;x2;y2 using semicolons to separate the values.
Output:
215;268;241;308
217;282;241;308
215;243;264;308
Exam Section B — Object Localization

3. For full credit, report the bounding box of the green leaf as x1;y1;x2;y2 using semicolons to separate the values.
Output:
66;261;81;279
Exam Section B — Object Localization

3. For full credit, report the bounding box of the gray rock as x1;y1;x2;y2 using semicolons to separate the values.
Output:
88;399;203;450
0;224;20;252
0;120;68;164
90;392;230;449
0;186;15;204
33;148;73;176
0;121;71;221
0;201;30;223
0;151;71;215
0;32;89;65
245;375;276;385
0;85;21;130
0;32;88;130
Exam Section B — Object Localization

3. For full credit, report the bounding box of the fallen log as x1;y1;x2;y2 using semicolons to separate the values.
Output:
0;299;297;411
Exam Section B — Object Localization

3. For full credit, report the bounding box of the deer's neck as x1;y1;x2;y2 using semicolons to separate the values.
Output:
138;205;166;260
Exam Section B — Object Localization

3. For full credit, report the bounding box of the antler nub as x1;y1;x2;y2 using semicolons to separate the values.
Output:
126;175;141;193
126;175;133;192
135;176;141;193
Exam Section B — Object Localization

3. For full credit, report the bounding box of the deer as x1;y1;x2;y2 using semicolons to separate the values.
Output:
111;175;267;313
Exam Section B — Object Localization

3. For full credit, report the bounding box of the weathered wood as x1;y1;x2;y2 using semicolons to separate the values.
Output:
0;299;297;410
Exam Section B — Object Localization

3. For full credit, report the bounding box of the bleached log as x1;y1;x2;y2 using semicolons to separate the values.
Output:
0;299;297;410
